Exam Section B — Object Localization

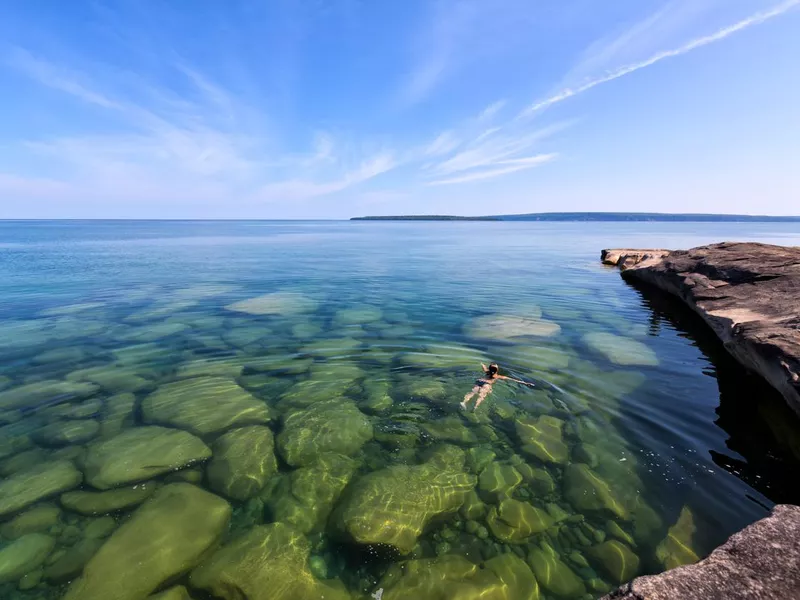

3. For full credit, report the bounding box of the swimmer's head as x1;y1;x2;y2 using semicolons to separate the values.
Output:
488;363;499;376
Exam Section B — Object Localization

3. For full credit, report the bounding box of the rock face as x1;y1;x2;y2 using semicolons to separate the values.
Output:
82;426;211;489
601;504;800;600
601;243;800;416
60;482;157;515
64;483;231;600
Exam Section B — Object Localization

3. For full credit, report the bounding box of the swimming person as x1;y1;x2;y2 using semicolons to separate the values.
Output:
461;362;534;410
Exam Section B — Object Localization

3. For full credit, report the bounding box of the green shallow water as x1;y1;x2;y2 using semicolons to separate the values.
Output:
1;220;799;600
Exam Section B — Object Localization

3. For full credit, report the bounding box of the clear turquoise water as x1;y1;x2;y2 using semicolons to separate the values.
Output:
1;220;799;600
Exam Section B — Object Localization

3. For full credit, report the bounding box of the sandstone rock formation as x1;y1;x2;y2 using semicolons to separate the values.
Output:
602;242;800;416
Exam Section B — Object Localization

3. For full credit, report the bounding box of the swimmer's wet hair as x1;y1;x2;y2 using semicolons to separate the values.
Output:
488;363;499;374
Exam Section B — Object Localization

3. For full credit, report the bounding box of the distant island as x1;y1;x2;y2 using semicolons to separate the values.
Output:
352;212;800;222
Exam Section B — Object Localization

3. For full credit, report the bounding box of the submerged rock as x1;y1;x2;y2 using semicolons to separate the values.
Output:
527;541;585;598
1;505;61;539
43;538;104;584
655;505;700;570
486;498;552;543
423;416;479;445
563;463;629;520
0;380;99;411
465;314;561;341
332;446;475;553
142;377;271;436
0;533;55;583
67;365;153;393
32;419;100;447
206;426;277;501
478;462;523;502
332;305;383;326
398;343;489;370
588;540;640;584
225;291;318;316
583;332;659;366
263;453;357;533
189;523;350;600
380;553;539;600
277;399;372;467
0;460;82;518
515;415;569;465
83;426;211;490
60;482;157;515
360;380;394;414
64;483;231;600
98;392;136;438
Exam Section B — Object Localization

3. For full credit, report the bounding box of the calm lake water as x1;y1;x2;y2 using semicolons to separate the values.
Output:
1;220;799;600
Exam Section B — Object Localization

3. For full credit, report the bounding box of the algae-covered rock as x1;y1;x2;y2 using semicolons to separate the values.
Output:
486;499;552;543
465;314;561;340
99;392;136;438
587;540;640;584
264;453;357;533
300;337;362;358
656;505;700;569
149;586;193;600
360;380;394;414
333;446;475;553
563;463;629;520
583;332;659;366
606;520;636;547
423;416;479;445
142;377;271;436
64;483;231;600
32;419;100;447
60;482;157;515
515;415;569;465
0;380;99;411
175;358;246;379
189;523;349;600
33;346;89;365
84;516;117;539
67;365;153;393
332;305;383;326
224;291;318;316
0;533;55;583
44;538;103;584
380;553;539;600
277;399;372;467
478;462;523;502
1;505;61;539
83;427;211;490
459;489;487;520
0;460;82;517
467;446;496;475
207;426;277;501
44;397;104;420
527;541;585;598
398;343;489;370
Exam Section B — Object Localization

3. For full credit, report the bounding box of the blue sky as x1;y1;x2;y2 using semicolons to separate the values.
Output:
1;0;798;218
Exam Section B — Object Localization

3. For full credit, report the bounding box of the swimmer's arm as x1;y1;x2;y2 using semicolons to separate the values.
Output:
498;375;535;387
481;363;489;373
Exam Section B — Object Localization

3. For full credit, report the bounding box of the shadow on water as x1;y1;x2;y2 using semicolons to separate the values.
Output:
627;279;800;507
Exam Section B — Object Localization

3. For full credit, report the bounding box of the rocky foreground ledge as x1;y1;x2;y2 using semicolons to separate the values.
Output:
601;242;800;417
601;504;800;600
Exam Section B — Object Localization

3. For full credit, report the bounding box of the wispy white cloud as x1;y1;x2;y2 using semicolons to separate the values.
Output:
521;0;800;117
478;99;507;121
424;131;461;156
428;153;557;185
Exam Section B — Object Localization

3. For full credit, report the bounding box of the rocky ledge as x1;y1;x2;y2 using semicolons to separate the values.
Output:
601;242;800;417
601;504;800;600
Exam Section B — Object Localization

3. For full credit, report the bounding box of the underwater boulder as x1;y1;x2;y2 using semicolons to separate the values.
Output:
0;533;55;584
189;523;350;600
32;419;100;447
656;505;701;570
515;415;569;465
465;314;561;341
142;377;271;436
563;463;629;520
64;483;230;600
0;460;82;518
206;426;277;501
61;482;158;516
527;541;586;598
0;504;61;539
478;462;523;502
83;426;211;490
587;539;640;584
332;446;475;554
583;332;659;367
277;399;373;467
224;292;318;316
263;452;357;533
0;380;99;412
486;498;552;543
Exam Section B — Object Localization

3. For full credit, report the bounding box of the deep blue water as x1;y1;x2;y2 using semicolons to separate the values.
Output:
1;220;799;599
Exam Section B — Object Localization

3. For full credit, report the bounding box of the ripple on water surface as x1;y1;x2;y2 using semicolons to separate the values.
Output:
1;221;799;600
